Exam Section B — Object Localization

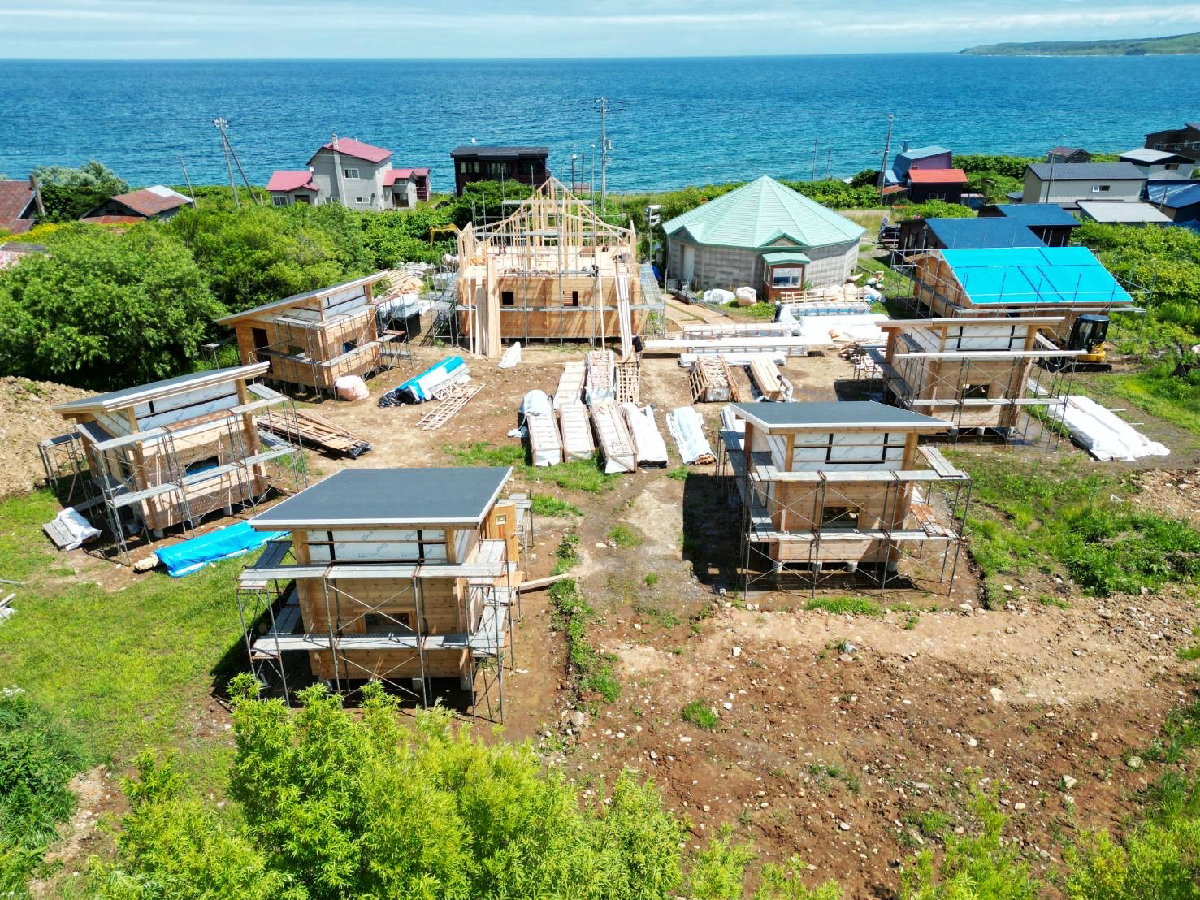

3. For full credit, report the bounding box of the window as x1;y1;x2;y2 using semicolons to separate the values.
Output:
287;345;306;358
962;383;991;400
1091;184;1111;193
343;167;359;179
306;529;447;564
793;432;900;466
565;290;580;307
501;290;515;307
770;267;804;288
185;455;221;478
364;612;411;633
272;195;289;207
342;338;358;353
355;196;366;204
820;506;859;530
459;162;467;174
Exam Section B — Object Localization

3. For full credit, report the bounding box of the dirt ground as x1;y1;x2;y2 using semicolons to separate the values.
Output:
0;376;86;498
15;336;1200;897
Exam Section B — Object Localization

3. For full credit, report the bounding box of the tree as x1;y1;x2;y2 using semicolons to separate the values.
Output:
167;203;372;314
31;161;129;222
100;679;686;899
0;224;222;390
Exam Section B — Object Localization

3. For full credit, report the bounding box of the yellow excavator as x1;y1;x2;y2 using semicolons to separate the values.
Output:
1047;313;1110;371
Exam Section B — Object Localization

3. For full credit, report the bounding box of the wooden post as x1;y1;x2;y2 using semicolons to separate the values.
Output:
235;378;264;496
124;407;158;533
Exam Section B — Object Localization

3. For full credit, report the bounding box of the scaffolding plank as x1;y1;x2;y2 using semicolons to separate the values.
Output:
589;399;636;473
553;361;586;409
558;403;594;461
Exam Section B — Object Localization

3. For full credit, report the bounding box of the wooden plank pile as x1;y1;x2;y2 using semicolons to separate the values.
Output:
526;412;564;467
554;361;586;408
689;356;739;403
615;359;641;404
417;382;484;431
558;403;594;461
747;357;791;402
589;399;636;473
257;410;372;458
585;350;615;402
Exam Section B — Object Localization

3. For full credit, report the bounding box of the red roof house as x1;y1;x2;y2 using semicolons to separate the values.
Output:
0;180;37;235
85;185;193;221
906;168;968;203
270;137;432;209
309;138;392;166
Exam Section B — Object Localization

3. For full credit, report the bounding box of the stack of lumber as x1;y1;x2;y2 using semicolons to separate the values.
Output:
666;406;715;465
558;403;594;461
526;413;564;467
680;321;801;339
589;400;636;474
615;359;641;404
747;357;791;402
619;403;668;468
644;335;808;357
257;410;372;458
689;356;739;403
585;350;615;403
554;361;586;409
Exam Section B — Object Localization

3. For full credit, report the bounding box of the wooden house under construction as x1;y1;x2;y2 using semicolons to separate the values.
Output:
219;273;403;394
911;247;1134;340
719;401;969;591
864;317;1079;430
455;177;648;358
236;467;525;719
48;363;303;560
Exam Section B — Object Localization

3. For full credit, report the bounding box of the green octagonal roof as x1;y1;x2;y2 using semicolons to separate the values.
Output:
662;176;865;251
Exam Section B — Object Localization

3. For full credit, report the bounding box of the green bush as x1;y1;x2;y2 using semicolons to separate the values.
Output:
0;689;83;896
0;224;223;390
804;597;883;616
32;161;129;222
100;682;682;899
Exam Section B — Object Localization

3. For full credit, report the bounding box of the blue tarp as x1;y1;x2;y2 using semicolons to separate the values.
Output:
157;520;286;577
941;246;1133;306
378;355;466;407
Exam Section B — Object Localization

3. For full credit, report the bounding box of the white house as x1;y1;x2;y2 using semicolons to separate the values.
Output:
268;136;430;211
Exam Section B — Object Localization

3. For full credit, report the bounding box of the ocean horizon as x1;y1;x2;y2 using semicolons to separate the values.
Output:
2;54;1197;193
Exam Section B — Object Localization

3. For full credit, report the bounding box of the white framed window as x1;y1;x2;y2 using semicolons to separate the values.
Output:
770;267;804;288
1091;184;1111;193
271;195;289;207
355;196;366;204
343;167;359;179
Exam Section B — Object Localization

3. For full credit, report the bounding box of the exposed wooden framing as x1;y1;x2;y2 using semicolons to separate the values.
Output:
455;177;645;357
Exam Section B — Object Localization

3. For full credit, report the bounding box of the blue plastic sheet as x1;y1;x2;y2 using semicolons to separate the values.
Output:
157;520;286;577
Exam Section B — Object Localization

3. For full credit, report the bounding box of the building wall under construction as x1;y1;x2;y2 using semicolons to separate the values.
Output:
231;307;382;391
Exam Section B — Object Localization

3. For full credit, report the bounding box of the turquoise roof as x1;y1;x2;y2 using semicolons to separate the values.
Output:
662;176;865;250
761;250;811;266
942;247;1132;306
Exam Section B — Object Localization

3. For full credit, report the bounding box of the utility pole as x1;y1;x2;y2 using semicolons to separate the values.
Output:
811;140;818;181
590;143;596;199
178;153;197;205
571;153;577;193
878;113;895;205
826;150;832;182
596;97;612;212
214;117;240;209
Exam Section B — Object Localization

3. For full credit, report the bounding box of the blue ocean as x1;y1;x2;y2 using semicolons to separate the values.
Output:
1;55;1198;193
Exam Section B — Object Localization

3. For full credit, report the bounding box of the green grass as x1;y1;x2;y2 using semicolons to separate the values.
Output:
681;701;719;731
548;541;619;704
608;523;643;548
1179;642;1200;662
0;492;245;770
643;572;658;587
667;466;689;482
1093;368;1200;438
804;597;884;616
725;300;777;320
949;454;1200;599
530;494;581;517
446;442;617;494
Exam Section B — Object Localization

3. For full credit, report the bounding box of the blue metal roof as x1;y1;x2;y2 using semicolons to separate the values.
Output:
1146;182;1200;209
987;204;1080;227
925;218;1045;249
941;247;1132;306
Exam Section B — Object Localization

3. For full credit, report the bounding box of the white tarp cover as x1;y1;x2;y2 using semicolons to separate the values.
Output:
666;406;715;464
787;312;888;347
619;403;669;467
1047;395;1170;462
44;507;101;551
589;400;637;474
519;390;553;420
334;375;369;401
736;286;757;303
703;288;735;304
499;342;522;369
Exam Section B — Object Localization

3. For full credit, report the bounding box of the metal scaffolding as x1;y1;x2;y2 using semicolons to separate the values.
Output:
716;422;971;597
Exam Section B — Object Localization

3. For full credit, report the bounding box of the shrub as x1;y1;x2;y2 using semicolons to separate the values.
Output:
32;160;129;221
0;224;222;390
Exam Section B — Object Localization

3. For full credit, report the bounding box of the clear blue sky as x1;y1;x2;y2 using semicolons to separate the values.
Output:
4;0;1200;58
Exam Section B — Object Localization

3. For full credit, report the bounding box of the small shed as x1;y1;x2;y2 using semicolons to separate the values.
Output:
1077;200;1171;226
218;273;401;394
1119;148;1194;177
1147;182;1200;225
1047;147;1091;164
85;185;193;221
899;217;1045;252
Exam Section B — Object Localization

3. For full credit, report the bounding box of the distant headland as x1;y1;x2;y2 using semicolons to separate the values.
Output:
961;30;1200;56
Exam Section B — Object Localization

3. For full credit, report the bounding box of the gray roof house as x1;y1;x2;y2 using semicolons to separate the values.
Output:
662;176;865;297
1119;148;1196;178
1021;162;1146;208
